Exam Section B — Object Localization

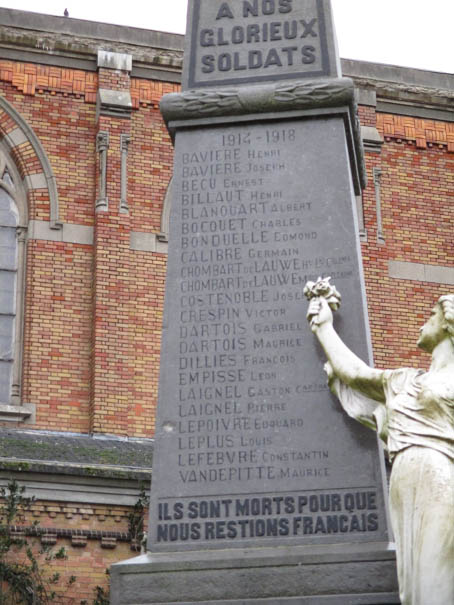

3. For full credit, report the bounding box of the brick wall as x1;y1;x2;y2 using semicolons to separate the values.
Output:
3;498;145;601
0;60;177;436
361;114;454;370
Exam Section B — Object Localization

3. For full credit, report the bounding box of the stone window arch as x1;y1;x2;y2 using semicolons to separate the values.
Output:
0;95;61;421
0;146;27;409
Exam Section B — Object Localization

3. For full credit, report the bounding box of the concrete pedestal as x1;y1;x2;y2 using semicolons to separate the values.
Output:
111;543;399;604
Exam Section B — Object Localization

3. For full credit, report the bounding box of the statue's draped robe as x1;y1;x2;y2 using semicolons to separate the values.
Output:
331;368;454;605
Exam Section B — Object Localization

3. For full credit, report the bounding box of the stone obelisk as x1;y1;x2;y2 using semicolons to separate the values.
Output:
111;1;399;602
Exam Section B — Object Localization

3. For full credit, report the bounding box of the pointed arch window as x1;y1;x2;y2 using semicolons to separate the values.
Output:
0;149;27;408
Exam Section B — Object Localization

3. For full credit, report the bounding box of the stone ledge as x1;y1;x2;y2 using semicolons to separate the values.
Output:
111;544;399;604
0;428;154;475
130;232;168;254
0;467;149;505
0;403;35;422
389;261;454;285
119;541;397;570
361;125;383;153
0;458;151;482
28;220;93;244
117;596;399;605
342;58;454;93
97;89;132;118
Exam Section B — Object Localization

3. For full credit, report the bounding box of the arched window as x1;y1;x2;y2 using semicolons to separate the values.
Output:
0;149;27;408
0;95;60;421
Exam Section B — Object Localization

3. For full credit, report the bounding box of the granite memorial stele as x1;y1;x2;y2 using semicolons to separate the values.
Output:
111;1;400;603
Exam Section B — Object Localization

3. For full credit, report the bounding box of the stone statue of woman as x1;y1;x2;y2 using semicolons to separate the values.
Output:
305;279;454;605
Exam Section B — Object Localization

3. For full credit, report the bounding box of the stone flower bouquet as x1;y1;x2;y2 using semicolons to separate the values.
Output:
304;277;341;326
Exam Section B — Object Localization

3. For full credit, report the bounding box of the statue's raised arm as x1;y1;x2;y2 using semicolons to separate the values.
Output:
304;278;454;605
304;278;385;402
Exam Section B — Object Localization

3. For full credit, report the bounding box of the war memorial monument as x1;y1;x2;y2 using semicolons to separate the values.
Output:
111;1;403;602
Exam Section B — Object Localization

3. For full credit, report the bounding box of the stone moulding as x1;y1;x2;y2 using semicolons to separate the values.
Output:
160;77;367;192
0;8;184;76
6;525;131;549
349;75;454;107
161;77;356;120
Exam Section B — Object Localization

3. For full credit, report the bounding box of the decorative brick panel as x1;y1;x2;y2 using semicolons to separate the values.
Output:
0;60;98;102
377;113;454;151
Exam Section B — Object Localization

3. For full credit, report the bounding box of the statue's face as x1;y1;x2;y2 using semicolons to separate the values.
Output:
417;305;446;353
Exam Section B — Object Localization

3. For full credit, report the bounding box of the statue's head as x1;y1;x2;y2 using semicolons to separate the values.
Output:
417;294;454;352
439;294;454;339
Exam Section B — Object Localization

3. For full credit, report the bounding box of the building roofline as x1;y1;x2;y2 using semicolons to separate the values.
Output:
1;6;453;105
0;7;184;51
341;58;454;93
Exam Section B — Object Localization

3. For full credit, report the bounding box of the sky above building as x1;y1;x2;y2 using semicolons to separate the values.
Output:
2;0;453;74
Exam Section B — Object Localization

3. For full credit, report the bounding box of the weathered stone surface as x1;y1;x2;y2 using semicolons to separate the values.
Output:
97;89;132;118
97;50;132;72
111;545;399;604
148;112;389;553
0;428;153;476
182;0;341;89
162;78;357;121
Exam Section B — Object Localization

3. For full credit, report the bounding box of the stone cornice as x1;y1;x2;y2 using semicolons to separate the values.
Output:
352;75;454;99
0;8;183;80
341;58;454;87
341;59;454;114
348;75;454;107
161;77;367;192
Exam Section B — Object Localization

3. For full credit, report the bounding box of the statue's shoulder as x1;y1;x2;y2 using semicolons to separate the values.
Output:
383;367;424;394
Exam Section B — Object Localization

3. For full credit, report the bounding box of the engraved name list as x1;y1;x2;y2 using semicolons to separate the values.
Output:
150;117;386;550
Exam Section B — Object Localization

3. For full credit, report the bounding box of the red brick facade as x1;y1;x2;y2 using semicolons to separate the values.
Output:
0;59;177;437
362;114;454;370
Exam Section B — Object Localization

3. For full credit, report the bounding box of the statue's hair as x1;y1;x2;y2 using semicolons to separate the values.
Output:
438;294;454;339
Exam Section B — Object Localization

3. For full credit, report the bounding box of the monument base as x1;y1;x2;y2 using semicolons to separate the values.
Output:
110;543;400;604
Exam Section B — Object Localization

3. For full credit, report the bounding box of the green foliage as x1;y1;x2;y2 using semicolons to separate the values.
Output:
1;480;148;603
0;480;70;604
92;585;109;605
127;485;149;548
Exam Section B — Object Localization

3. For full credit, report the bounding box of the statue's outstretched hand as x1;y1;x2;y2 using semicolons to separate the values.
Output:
306;296;333;332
